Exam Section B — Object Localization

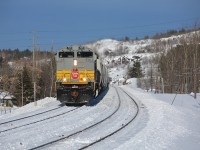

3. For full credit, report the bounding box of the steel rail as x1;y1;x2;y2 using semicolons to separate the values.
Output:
29;87;121;150
0;107;79;133
0;106;63;125
79;87;139;150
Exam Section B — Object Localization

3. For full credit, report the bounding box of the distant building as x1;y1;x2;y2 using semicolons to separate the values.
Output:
0;91;16;107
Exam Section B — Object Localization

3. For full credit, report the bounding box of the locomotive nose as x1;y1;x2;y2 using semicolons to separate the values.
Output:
72;68;79;79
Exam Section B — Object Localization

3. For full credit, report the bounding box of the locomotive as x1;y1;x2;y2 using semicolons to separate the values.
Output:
55;45;109;104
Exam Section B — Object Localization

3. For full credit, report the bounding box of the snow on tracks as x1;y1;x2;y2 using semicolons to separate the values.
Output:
0;106;78;133
38;87;139;150
0;87;140;150
0;87;118;150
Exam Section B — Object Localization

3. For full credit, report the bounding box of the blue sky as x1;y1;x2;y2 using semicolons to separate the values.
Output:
0;0;200;50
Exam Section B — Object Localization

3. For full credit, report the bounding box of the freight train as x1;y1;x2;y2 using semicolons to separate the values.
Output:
55;45;109;104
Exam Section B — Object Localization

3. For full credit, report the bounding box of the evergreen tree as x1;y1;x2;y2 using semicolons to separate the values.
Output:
14;66;33;106
128;56;143;78
23;66;34;103
14;73;22;106
0;56;3;67
37;74;44;99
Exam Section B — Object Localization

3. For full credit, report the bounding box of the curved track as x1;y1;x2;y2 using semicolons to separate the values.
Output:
30;87;121;150
79;88;139;149
30;87;139;150
0;86;140;150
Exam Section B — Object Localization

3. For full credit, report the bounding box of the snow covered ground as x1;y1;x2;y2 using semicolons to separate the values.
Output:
0;78;200;150
1;32;200;149
120;78;200;150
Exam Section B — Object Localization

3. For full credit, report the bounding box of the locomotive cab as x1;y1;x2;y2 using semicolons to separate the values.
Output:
55;46;100;104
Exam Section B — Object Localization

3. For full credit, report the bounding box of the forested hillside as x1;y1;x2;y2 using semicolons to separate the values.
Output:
0;49;56;106
86;29;200;96
0;28;200;106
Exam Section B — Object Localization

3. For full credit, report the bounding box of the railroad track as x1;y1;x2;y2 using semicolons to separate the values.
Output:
0;106;79;134
29;87;139;150
0;105;63;125
78;87;139;150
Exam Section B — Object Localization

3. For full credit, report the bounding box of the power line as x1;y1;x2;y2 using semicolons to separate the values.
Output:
0;31;32;35
34;16;200;33
0;16;199;36
0;16;199;50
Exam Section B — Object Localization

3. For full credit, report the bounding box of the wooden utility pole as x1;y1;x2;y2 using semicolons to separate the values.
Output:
33;32;37;106
194;55;197;99
150;63;153;91
161;77;164;93
50;40;54;97
21;72;23;106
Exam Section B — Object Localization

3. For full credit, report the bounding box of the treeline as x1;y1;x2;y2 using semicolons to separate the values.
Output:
0;49;56;106
119;26;200;41
0;49;32;61
159;35;200;94
152;27;200;39
138;30;200;96
0;49;52;61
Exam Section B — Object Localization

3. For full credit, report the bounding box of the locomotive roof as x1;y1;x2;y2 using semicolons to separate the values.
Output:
58;45;93;52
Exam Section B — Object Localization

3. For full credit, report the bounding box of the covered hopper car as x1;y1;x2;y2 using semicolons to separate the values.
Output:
55;45;109;104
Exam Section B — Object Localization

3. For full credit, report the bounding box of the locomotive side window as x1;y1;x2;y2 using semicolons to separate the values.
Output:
77;51;93;58
59;52;74;58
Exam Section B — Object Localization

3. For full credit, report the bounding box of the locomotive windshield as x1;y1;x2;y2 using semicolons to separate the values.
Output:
59;52;74;58
77;51;93;58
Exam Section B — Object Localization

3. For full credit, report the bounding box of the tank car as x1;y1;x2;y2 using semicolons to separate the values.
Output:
55;45;109;104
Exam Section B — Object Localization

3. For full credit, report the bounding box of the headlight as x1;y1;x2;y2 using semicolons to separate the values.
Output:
74;59;77;66
83;77;87;82
63;78;67;82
